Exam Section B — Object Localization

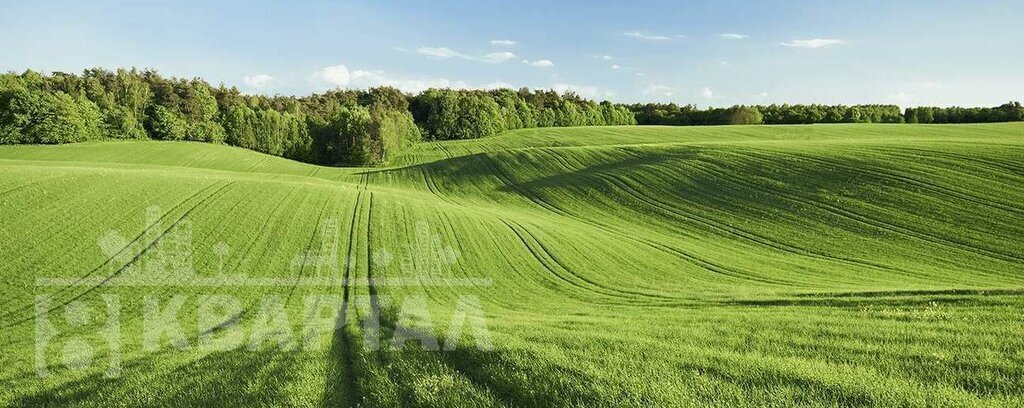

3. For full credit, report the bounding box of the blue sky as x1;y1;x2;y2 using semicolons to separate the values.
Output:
2;0;1021;106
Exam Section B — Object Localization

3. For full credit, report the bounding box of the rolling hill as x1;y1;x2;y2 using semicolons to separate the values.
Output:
1;123;1022;406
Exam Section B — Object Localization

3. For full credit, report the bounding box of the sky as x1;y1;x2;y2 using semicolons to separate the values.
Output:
1;0;1022;107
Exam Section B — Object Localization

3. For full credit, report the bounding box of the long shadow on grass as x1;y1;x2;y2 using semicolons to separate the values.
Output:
11;347;303;407
319;303;362;406
342;302;616;406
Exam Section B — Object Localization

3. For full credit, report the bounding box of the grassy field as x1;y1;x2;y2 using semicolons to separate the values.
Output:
1;123;1022;406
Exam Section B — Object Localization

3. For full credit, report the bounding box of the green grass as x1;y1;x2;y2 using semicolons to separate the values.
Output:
1;123;1023;406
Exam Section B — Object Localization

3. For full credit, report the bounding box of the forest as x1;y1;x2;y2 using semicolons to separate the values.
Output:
1;68;1021;166
626;102;1024;125
0;69;634;166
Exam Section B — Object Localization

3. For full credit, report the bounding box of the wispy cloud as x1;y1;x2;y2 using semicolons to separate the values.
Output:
243;74;274;89
417;46;464;59
595;55;614;61
720;33;749;40
622;30;679;41
524;59;555;68
642;84;674;97
610;64;620;70
780;38;845;48
481;52;516;63
889;92;915;104
489;39;517;47
701;87;715;98
417;46;517;63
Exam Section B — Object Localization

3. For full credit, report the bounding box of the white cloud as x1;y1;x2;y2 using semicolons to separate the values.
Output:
597;55;614;61
243;74;274;89
417;46;518;63
610;64;621;70
720;33;749;40
525;59;555;68
314;64;350;86
489;39;517;47
701;87;714;98
482;81;514;90
889;92;915;104
417;46;464;59
780;38;845;48
481;52;517;63
754;92;769;99
552;83;601;99
624;30;671;41
642;84;675;97
310;63;470;93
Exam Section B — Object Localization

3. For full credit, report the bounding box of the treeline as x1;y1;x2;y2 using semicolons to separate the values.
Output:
627;102;1024;126
410;88;635;140
0;68;634;166
905;102;1024;123
627;103;905;125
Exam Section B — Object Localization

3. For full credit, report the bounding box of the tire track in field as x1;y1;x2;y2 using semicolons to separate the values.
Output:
436;142;455;160
417;151;649;301
363;192;425;405
500;219;679;304
506;151;785;289
0;181;231;325
591;171;928;279
4;181;236;327
169;187;274;337
325;173;369;405
868;145;1024;181
197;189;336;398
865;147;1024;202
0;174;69;198
672;154;1024;264
244;157;272;173
481;153;788;287
262;195;334;328
105;183;277;340
480;153;573;219
877;145;1024;177
0;181;238;329
110;183;268;307
592;150;926;277
159;186;307;334
421;166;458;206
741;150;1024;262
777;149;1024;217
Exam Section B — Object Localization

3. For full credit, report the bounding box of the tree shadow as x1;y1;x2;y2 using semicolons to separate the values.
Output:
12;347;304;407
336;303;620;406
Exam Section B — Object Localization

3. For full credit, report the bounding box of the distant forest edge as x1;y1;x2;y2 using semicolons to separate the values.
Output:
1;68;1021;166
627;102;1024;126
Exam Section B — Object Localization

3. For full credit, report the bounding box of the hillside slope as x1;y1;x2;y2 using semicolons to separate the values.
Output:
1;123;1023;406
